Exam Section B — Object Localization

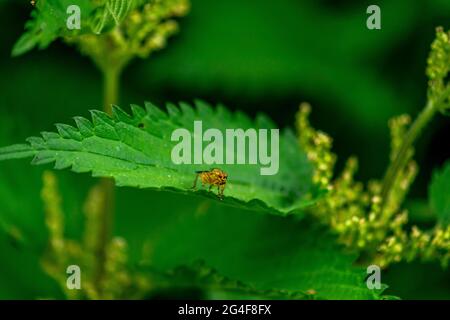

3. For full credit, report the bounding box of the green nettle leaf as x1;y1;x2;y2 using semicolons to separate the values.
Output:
429;161;450;226
12;0;94;56
0;101;316;215
91;0;135;34
12;0;142;56
148;205;385;300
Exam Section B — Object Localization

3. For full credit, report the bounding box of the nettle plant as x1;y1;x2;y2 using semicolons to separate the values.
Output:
1;1;449;299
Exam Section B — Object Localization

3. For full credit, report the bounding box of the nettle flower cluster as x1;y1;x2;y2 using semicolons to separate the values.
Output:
296;28;450;268
41;171;151;299
427;27;450;110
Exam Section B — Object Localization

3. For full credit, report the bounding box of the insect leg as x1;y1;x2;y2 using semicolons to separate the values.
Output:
192;173;200;189
218;184;225;200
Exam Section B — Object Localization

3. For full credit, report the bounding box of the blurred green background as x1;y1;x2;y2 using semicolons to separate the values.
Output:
0;0;449;299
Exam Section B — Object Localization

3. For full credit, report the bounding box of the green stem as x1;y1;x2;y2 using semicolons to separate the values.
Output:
103;67;120;114
95;66;121;293
380;85;450;205
381;102;436;203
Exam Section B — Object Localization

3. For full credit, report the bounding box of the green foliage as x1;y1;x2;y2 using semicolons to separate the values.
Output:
0;102;316;215
12;0;95;56
12;0;190;74
32;176;383;300
1;0;450;301
429;162;450;226
90;0;138;34
0;112;84;299
12;0;147;56
295;28;450;267
148;206;385;300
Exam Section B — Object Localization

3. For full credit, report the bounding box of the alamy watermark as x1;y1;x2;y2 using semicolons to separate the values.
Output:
66;265;81;290
366;264;381;290
54;3;381;35
171;121;279;175
67;5;81;30
366;5;381;30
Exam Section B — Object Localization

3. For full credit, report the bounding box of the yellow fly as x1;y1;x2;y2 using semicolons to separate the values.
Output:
192;168;228;200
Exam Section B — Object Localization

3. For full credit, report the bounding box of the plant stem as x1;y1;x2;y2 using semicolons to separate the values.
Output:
103;67;120;114
95;66;121;293
380;91;448;205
